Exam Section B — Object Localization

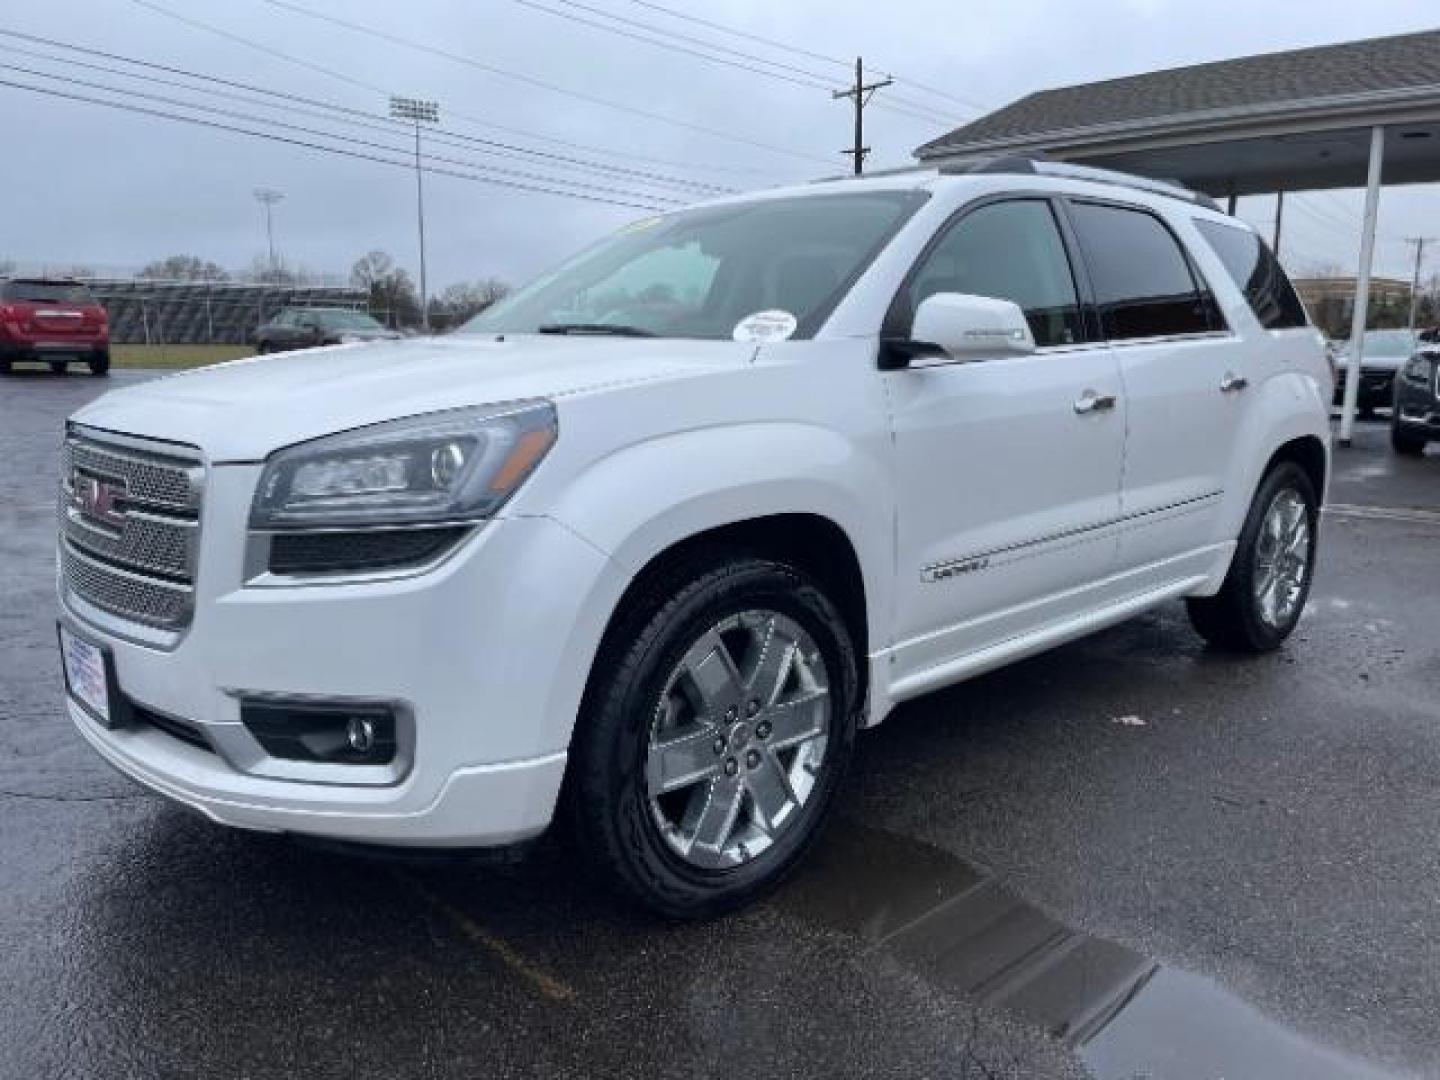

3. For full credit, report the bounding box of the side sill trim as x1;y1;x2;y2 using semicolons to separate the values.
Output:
921;491;1221;581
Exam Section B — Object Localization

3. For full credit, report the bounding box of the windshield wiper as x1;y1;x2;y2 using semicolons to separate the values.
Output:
536;322;656;338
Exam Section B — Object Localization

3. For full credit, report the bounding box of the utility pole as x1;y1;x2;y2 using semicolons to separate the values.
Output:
252;188;284;279
832;57;892;176
1404;237;1436;331
389;96;440;332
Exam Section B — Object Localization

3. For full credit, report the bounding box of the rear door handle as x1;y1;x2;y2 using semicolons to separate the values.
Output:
1220;371;1250;393
1074;390;1117;415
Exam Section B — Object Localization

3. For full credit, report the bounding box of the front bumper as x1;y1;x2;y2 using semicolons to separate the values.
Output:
61;470;629;847
71;696;568;846
1393;379;1440;436
1333;366;1395;411
2;341;107;364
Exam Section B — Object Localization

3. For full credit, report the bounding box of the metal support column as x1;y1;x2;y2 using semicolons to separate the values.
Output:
1338;126;1385;447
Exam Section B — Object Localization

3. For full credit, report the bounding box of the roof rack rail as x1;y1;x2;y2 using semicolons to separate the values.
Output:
939;154;1221;211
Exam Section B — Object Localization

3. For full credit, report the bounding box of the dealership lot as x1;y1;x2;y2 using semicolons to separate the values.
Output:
3;371;1438;1078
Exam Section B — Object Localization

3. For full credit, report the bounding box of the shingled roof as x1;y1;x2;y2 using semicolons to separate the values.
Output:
916;29;1440;159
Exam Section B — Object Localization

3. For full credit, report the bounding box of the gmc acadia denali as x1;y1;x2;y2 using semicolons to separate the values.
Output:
57;161;1331;917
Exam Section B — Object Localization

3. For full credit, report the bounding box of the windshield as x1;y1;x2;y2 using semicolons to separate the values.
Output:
460;191;928;341
315;310;383;330
1;280;93;303
1362;329;1416;357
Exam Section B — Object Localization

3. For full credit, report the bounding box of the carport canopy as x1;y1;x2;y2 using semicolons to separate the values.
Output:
914;30;1440;445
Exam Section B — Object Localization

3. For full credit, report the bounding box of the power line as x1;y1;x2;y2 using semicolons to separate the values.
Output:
510;0;965;125
617;0;990;113
0;31;732;195
247;0;839;166
0;76;672;211
0;59;687;206
95;9;777;182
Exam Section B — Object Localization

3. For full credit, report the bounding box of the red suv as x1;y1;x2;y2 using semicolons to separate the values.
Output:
0;278;110;376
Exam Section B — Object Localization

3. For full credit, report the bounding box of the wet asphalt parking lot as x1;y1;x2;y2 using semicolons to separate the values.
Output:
3;370;1439;1079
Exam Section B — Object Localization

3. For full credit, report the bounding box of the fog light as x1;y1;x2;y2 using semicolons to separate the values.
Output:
241;699;398;765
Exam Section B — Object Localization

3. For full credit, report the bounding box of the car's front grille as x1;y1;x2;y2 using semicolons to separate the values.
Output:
59;429;204;632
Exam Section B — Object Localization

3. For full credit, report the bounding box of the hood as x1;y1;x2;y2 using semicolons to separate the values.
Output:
74;335;754;461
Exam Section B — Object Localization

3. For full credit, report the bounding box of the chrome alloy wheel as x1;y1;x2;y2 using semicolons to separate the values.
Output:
646;610;831;870
1253;487;1311;629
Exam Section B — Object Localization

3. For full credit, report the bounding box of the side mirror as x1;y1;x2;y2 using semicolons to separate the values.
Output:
881;292;1035;370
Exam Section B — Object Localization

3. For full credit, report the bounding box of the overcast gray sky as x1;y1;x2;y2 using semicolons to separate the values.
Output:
2;0;1438;291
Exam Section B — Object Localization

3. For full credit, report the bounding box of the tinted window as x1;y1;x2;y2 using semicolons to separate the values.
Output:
1;280;92;303
1068;202;1212;340
903;200;1083;347
1193;219;1307;329
316;310;383;330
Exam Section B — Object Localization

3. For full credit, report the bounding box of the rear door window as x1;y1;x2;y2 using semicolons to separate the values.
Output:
1;280;93;303
1067;202;1214;341
1193;219;1309;329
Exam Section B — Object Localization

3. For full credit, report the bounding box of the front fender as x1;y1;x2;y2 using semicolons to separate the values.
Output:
540;422;894;651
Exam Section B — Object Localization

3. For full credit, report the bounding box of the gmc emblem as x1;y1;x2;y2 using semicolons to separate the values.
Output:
72;473;127;529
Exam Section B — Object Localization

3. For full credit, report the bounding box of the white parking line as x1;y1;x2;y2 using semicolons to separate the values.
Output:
1325;503;1440;526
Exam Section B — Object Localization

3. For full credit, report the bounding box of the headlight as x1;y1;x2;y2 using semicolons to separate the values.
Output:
249;400;557;529
1402;354;1434;386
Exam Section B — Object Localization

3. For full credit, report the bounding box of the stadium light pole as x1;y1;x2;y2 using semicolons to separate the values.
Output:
389;96;440;332
252;188;284;280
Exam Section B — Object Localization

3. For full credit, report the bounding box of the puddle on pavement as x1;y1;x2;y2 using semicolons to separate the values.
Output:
777;825;1397;1080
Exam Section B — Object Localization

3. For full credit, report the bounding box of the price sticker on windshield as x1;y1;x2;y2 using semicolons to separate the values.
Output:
732;310;797;343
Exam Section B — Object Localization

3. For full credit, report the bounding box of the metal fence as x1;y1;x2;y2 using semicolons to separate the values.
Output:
78;280;374;345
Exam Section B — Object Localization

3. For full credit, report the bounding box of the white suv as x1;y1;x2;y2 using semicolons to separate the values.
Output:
57;160;1330;917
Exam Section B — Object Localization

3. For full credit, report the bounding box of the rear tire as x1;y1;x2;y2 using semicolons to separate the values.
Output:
49;360;66;376
1186;462;1318;653
89;350;110;377
1392;425;1427;456
567;552;859;919
0;359;10;376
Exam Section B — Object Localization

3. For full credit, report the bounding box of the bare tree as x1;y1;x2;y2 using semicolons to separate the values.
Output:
351;251;420;328
139;254;230;282
429;277;510;330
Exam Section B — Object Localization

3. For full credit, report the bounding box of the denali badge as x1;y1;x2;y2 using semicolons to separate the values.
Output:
923;556;991;582
72;472;127;529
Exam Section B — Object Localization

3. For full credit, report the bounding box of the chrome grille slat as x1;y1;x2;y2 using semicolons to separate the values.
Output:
60;503;194;580
62;438;200;513
61;543;193;629
60;429;204;632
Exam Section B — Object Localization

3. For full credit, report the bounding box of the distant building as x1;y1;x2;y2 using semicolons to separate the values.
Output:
1291;276;1412;337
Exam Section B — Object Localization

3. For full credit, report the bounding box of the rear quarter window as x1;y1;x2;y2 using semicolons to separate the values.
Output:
1192;219;1308;330
0;280;94;303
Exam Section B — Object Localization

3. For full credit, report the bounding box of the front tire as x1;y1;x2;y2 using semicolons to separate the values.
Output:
1187;462;1318;653
1392;425;1427;456
89;350;110;377
567;554;859;919
49;360;66;375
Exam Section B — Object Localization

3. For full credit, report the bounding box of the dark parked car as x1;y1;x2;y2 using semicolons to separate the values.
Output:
0;278;109;376
1392;329;1440;455
1332;328;1417;416
253;308;400;353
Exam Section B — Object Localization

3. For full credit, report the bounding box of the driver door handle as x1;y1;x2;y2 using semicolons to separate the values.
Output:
1074;390;1117;415
1220;371;1250;393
